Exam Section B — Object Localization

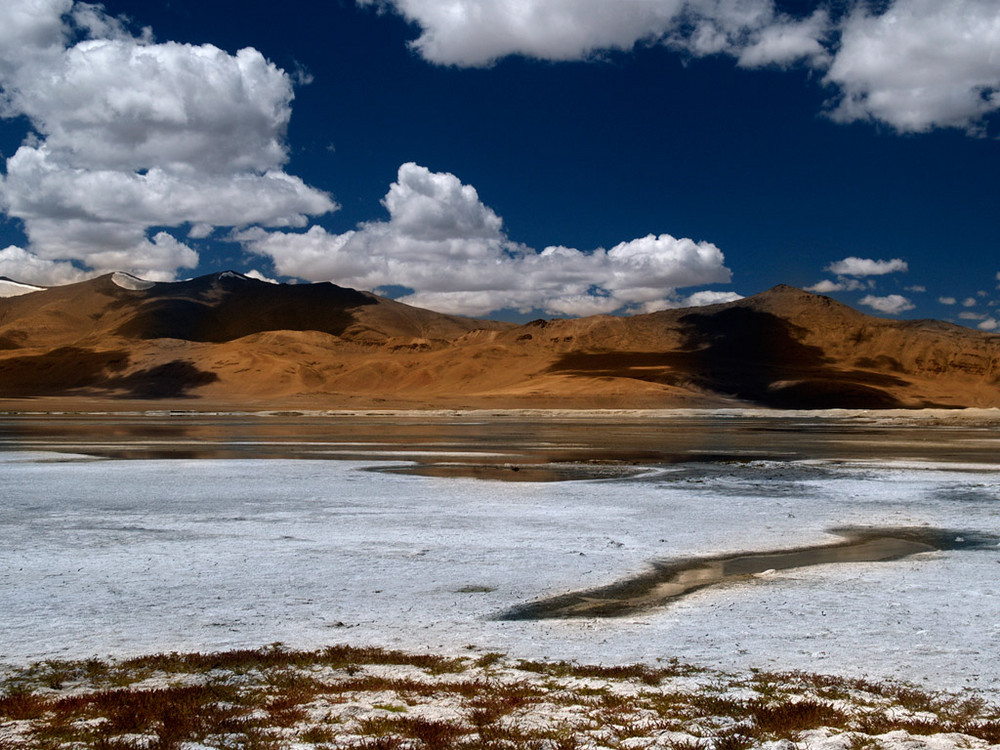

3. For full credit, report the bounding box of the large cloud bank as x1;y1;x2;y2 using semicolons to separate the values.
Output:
243;163;735;317
2;0;993;316
361;0;1000;134
0;0;334;283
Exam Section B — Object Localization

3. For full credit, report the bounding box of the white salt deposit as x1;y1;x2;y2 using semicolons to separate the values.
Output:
2;451;998;696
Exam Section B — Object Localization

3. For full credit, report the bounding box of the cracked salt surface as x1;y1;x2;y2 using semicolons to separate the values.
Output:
2;451;999;696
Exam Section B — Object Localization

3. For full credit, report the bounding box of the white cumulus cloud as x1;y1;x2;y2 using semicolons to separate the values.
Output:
0;245;86;286
244;163;734;317
357;0;830;68
858;294;915;315
825;0;1000;134
361;0;1000;134
0;0;335;280
0;0;71;81
826;256;908;277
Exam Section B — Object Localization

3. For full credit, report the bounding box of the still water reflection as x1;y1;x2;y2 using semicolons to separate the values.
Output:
501;525;1000;618
1;410;999;470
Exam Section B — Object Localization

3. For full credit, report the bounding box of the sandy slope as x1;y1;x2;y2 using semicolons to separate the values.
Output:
1;274;999;409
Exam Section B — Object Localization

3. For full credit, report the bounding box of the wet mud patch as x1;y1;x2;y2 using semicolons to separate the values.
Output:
499;526;1000;620
635;460;840;497
374;453;802;483
929;482;1000;505
373;462;647;482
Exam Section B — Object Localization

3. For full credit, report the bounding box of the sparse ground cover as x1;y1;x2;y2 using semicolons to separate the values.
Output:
2;645;998;750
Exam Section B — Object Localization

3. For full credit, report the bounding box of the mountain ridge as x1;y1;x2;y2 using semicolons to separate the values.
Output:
1;273;998;409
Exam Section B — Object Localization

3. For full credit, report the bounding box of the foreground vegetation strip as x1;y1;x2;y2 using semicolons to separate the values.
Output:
2;645;999;749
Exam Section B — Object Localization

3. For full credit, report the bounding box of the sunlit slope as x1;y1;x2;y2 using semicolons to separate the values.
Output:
1;274;998;408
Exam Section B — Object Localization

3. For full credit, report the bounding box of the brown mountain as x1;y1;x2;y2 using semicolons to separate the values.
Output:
1;273;998;409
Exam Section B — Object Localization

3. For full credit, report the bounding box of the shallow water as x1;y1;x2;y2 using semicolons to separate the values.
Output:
3;409;1000;465
500;526;1000;618
1;410;999;695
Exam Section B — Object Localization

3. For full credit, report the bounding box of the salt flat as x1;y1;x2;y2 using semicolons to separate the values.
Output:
2;413;999;697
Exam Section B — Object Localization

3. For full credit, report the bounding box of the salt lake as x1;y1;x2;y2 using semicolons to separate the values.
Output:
2;409;999;696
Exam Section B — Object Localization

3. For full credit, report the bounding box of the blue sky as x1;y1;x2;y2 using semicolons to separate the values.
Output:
0;1;998;326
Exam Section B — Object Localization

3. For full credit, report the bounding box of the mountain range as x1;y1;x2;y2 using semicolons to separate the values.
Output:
1;271;998;409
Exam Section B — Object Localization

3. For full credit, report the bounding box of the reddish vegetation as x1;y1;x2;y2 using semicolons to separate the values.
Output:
1;273;998;409
2;645;998;750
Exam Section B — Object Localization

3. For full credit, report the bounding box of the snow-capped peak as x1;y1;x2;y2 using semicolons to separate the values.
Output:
111;272;155;291
0;277;45;298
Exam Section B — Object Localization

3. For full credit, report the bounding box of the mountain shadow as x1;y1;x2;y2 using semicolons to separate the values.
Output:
113;274;377;342
675;307;908;408
0;347;130;396
550;307;910;409
107;361;219;399
0;347;216;398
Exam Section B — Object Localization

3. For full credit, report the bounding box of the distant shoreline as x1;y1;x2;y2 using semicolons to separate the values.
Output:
3;398;1000;421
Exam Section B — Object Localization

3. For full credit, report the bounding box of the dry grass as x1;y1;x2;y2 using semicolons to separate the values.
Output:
748;697;850;734
514;657;697;684
2;644;999;750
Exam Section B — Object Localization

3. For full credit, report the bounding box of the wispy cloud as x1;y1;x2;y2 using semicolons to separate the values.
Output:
858;293;915;315
806;255;908;297
805;278;869;293
826;257;908;277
